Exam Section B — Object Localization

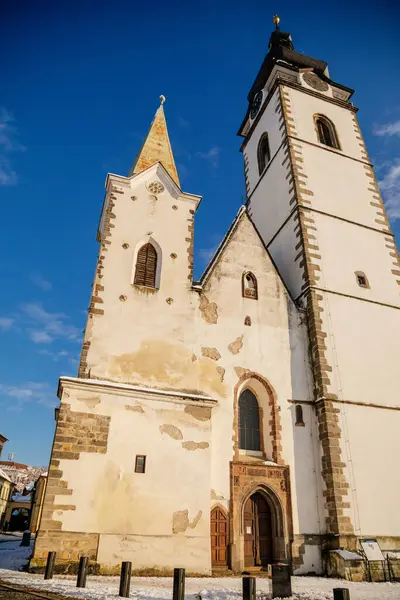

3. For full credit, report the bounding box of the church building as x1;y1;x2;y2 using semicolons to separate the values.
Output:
31;18;400;578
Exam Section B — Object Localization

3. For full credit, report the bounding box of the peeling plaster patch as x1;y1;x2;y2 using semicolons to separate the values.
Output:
172;509;202;534
159;424;183;440
182;441;209;451
216;366;225;382
191;354;197;362
184;406;211;421
228;335;244;355
211;489;225;501
125;404;145;413
234;366;250;379
77;396;101;409
199;295;218;324
201;347;221;361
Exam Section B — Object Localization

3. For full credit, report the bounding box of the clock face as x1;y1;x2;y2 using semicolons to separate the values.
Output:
250;91;263;119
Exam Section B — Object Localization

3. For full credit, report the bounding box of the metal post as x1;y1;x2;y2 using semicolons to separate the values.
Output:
76;556;88;588
333;589;350;600
20;531;31;547
172;568;185;600
242;576;256;600
119;561;132;598
44;551;56;580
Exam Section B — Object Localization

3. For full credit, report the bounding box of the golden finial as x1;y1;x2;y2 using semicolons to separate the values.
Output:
273;14;280;26
160;95;166;105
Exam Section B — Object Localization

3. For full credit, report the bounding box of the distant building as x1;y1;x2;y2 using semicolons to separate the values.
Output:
0;468;13;529
0;435;7;459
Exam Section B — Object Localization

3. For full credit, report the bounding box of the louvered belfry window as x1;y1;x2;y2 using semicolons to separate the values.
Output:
134;243;157;288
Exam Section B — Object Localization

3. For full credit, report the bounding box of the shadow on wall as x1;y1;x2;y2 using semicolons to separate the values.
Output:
288;300;323;574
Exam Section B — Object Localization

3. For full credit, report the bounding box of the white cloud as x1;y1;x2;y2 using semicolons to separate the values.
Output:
197;146;220;168
38;349;70;361
21;302;81;343
0;317;14;331
0;107;25;186
29;330;54;344
0;381;56;410
30;272;52;291
379;159;400;221
374;120;400;137
198;233;222;266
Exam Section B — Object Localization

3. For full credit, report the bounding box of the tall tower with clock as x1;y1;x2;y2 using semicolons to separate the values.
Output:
238;16;400;552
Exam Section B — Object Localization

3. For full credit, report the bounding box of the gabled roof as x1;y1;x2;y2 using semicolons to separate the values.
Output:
0;468;12;483
194;205;297;305
129;100;180;187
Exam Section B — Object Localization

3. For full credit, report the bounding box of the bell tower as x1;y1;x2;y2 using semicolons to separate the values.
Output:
239;17;400;549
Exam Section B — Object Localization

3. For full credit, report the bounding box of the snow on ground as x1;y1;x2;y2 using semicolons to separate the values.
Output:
0;539;399;600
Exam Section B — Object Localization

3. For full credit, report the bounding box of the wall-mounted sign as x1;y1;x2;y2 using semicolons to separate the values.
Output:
360;539;384;562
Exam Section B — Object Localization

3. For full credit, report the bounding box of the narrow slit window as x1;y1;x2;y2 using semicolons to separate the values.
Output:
135;455;146;473
242;272;258;300
257;133;271;175
314;115;340;150
134;243;157;288
355;271;369;289
295;405;305;426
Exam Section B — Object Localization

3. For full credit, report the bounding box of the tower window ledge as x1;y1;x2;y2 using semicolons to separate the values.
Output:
133;284;158;294
239;449;264;458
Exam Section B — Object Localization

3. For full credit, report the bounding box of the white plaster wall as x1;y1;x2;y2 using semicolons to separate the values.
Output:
287;87;365;162
340;403;400;536
57;385;212;572
320;293;400;406
312;212;399;305
268;214;304;299
244;88;282;196
297;142;384;231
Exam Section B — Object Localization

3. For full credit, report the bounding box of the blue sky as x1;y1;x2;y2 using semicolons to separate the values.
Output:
1;0;399;466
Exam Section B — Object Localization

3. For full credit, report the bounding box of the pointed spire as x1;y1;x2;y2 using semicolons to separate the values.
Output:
129;96;180;187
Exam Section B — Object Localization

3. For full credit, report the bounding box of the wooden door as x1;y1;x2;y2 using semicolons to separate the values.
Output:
244;493;273;567
254;493;273;566
211;507;228;566
244;496;256;566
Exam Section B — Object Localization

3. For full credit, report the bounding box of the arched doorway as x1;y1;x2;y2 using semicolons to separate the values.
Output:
210;506;228;567
243;492;273;567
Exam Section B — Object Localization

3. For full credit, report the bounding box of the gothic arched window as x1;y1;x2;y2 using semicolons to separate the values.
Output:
314;115;340;149
242;272;258;300
134;243;157;288
257;133;271;175
295;404;305;426
239;389;261;451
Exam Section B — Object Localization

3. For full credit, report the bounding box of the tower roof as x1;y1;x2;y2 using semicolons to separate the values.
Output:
129;97;180;187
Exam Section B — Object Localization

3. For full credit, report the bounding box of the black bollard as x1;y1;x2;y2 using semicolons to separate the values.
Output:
242;576;256;600
119;561;132;598
333;589;350;600
76;556;88;588
20;531;31;547
173;568;185;600
44;551;56;580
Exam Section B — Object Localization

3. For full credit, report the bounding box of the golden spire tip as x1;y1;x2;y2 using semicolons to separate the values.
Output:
160;95;166;105
273;14;280;25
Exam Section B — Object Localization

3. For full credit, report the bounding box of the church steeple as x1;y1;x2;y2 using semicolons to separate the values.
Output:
129;96;180;187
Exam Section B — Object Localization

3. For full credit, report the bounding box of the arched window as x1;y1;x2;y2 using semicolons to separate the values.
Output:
295;404;305;426
239;389;261;451
257;133;271;175
314;115;340;149
242;272;258;300
134;243;157;288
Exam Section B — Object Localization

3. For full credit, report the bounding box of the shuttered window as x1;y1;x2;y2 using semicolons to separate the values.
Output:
134;243;157;288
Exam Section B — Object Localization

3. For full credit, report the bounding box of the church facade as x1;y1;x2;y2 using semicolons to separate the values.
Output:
31;21;400;577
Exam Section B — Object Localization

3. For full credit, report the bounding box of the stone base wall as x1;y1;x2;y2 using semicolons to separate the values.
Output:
30;530;99;573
